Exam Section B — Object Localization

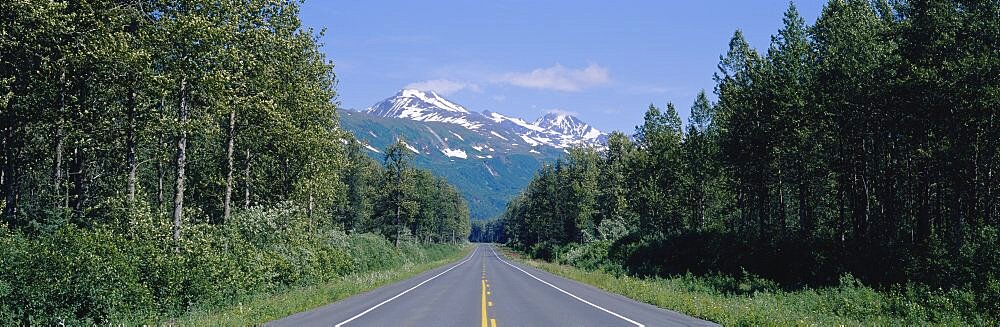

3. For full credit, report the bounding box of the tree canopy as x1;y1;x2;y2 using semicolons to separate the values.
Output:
0;0;470;323
500;0;1000;320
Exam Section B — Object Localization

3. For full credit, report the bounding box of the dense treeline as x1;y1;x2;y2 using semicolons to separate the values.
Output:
469;217;506;243
0;0;468;323
501;0;999;320
349;138;471;245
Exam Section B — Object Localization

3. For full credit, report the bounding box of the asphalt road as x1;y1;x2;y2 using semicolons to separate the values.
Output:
268;244;718;327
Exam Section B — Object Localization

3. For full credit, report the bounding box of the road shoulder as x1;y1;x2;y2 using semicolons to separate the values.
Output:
498;247;720;326
176;245;473;325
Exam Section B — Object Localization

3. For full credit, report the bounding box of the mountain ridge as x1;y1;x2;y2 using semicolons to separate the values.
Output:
340;89;607;219
361;89;607;150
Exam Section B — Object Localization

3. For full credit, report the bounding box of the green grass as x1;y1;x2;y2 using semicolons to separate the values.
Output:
171;244;472;325
501;248;993;327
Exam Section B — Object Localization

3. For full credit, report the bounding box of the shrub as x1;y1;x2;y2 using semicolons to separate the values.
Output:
0;204;462;324
529;241;556;261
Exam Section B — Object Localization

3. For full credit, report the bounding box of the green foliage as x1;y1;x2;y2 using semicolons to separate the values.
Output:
0;0;472;323
365;139;470;245
0;205;463;324
513;253;996;326
555;241;624;274
469;217;506;243
174;245;469;325
499;0;1000;322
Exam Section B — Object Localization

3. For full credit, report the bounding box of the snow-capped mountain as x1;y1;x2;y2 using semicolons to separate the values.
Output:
361;89;605;150
535;112;603;140
341;89;609;219
365;89;483;130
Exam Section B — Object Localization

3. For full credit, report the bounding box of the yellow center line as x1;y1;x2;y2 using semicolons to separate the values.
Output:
482;247;497;327
481;279;488;327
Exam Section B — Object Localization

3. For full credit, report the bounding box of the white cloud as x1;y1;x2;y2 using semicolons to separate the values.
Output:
546;109;579;116
498;63;610;92
404;79;480;95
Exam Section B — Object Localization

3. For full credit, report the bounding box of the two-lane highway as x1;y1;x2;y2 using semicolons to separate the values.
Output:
269;244;717;326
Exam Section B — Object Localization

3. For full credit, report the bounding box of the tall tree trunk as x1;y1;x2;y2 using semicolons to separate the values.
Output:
837;171;847;243
798;177;812;238
282;157;290;198
126;89;138;203
1;124;17;224
173;78;189;248
950;174;965;254
69;146;88;221
308;189;314;220
156;99;166;215
777;167;787;236
244;148;250;209
53;71;66;205
395;166;402;247
698;182;706;230
157;146;164;212
395;202;401;247
63;165;69;209
222;110;235;224
0;127;6;217
988;160;996;226
52;123;64;203
988;111;998;226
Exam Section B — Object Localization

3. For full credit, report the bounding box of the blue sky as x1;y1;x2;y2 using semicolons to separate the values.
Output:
299;1;826;133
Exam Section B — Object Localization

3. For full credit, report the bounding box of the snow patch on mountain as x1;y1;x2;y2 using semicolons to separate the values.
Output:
400;140;419;154
486;111;546;132
520;135;541;147
483;162;499;177
425;126;446;146
441;148;468;159
489;131;510;141
399;89;469;113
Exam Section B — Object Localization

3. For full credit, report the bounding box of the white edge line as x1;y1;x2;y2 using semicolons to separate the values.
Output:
488;245;645;327
335;246;479;327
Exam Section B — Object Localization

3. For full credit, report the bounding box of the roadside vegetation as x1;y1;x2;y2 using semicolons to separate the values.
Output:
175;243;469;326
0;0;470;324
506;246;994;326
486;1;1000;325
0;201;470;325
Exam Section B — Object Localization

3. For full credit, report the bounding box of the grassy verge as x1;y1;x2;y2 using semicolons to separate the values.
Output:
501;248;990;326
172;244;472;325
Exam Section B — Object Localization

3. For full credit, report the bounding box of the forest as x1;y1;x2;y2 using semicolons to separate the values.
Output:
0;0;469;324
491;0;999;323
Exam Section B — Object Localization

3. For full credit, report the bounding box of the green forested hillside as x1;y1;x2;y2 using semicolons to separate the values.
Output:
492;0;999;324
0;0;468;324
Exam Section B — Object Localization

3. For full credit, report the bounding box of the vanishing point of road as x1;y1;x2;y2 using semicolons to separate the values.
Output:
269;244;718;326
